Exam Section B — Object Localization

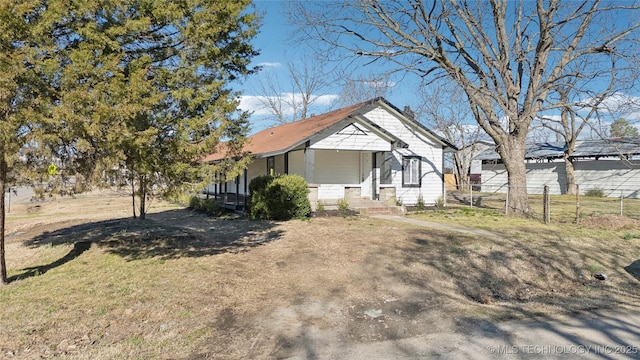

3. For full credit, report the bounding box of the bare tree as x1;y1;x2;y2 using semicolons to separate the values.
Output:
335;72;394;107
537;51;638;194
289;0;640;216
255;55;334;124
415;80;482;189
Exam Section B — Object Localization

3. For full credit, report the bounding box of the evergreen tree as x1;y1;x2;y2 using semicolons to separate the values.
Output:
610;118;639;137
0;0;259;284
47;0;259;219
0;1;61;284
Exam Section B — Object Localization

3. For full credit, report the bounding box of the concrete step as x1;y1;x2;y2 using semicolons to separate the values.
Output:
357;206;406;216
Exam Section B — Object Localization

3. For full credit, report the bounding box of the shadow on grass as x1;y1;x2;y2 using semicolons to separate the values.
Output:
8;241;92;283
624;259;640;281
403;226;640;310
13;208;283;282
338;220;640;358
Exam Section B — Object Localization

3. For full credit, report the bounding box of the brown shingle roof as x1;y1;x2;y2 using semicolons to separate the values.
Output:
203;100;371;162
203;97;458;163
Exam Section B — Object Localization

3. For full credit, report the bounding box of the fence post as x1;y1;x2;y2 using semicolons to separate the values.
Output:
443;178;447;207
620;191;624;216
543;185;550;224
505;185;509;215
575;184;580;223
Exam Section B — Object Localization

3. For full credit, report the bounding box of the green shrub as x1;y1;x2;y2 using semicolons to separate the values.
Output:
585;188;605;197
188;196;223;216
189;195;202;208
316;201;326;214
248;174;273;219
416;194;426;210
337;198;349;212
435;196;445;208
623;233;640;240
33;186;45;201
249;174;310;220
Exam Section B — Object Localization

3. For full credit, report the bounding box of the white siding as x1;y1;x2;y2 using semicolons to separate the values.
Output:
363;108;445;205
274;154;286;174
310;123;391;151
526;162;566;194
214;158;265;196
575;160;640;198
317;184;350;200
248;158;266;182
481;160;640;198
221;159;266;196
288;150;305;177
314;150;360;184
312;150;363;202
480;163;508;193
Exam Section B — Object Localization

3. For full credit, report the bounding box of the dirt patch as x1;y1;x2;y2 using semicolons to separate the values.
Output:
578;214;640;230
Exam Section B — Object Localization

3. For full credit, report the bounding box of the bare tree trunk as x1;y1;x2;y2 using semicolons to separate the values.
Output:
453;153;469;189
138;175;146;220
130;176;137;219
501;141;529;216
564;154;577;195
0;156;8;284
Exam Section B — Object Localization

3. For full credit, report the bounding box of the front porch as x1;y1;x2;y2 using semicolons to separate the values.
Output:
208;148;396;211
204;187;403;215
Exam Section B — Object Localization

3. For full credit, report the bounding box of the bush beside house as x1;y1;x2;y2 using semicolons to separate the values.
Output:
189;196;224;216
249;174;311;220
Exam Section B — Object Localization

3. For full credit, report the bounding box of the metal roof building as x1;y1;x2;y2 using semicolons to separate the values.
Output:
476;137;640;162
478;138;640;198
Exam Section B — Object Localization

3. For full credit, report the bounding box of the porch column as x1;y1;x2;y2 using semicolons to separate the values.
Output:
304;148;314;183
215;173;219;200
441;147;446;199
360;152;372;198
243;168;248;210
373;152;380;200
235;175;240;208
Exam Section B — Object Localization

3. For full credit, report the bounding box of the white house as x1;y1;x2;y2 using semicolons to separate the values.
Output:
203;97;457;210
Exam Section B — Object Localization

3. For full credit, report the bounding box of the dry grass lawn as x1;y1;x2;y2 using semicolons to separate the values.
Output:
1;191;639;359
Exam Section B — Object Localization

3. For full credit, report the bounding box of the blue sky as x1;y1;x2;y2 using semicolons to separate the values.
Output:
238;1;640;137
238;1;419;132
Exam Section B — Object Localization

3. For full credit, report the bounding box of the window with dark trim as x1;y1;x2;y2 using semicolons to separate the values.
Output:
267;156;275;175
402;156;421;187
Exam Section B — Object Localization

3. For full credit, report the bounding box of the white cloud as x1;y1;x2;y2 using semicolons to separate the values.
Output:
580;92;640;120
239;95;273;115
239;93;340;117
256;62;282;68
364;80;396;89
312;94;340;105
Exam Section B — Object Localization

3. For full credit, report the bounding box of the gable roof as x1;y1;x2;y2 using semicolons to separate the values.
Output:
203;97;457;162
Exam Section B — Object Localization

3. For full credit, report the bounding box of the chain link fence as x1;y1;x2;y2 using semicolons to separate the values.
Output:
445;184;640;224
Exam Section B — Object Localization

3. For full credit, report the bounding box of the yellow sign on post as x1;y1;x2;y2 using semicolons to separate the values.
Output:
47;163;58;175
